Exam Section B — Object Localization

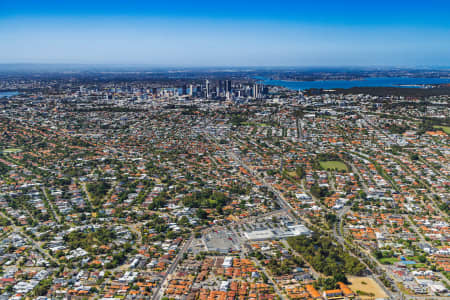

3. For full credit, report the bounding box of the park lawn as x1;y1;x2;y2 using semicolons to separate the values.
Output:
379;257;399;264
406;256;421;261
286;171;297;178
150;177;162;184
319;160;348;172
433;125;450;134
1;148;22;153
242;121;270;127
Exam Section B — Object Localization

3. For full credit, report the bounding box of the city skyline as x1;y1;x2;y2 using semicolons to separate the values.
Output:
1;0;450;66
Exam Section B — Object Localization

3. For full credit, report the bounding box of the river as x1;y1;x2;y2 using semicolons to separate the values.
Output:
0;91;19;98
259;77;450;90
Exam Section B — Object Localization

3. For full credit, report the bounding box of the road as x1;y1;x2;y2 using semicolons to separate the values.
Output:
0;211;56;264
205;126;401;299
152;234;194;300
41;187;62;223
252;257;288;300
328;152;399;300
359;113;447;217
406;216;450;288
333;206;350;246
81;182;94;209
331;206;397;299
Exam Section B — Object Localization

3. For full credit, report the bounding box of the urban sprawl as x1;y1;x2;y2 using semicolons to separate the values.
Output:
0;75;449;300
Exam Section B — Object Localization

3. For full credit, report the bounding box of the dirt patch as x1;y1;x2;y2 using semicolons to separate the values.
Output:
347;276;387;300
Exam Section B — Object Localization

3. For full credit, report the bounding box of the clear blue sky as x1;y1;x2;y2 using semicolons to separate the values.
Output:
1;0;449;66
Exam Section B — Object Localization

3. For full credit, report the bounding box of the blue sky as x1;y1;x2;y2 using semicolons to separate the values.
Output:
1;0;450;66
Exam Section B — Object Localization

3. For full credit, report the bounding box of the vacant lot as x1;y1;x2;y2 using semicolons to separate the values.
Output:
348;276;387;300
319;160;348;172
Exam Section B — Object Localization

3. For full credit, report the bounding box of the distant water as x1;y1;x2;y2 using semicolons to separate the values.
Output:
0;91;19;98
259;77;450;90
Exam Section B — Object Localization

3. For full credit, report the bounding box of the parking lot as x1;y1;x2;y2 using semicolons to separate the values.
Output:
203;229;241;253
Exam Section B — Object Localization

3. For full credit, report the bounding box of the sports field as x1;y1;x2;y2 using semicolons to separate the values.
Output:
379;257;398;264
319;160;348;171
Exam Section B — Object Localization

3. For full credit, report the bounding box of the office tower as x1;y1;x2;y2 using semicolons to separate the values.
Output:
252;84;259;99
205;79;209;99
226;80;232;92
189;84;193;96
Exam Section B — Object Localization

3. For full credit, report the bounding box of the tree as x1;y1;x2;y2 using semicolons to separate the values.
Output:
418;255;427;263
177;216;189;226
33;278;52;296
196;208;208;219
295;166;306;179
325;213;337;225
287;235;366;276
334;272;348;284
0;161;10;175
410;153;419;161
5;285;13;293
310;184;330;199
